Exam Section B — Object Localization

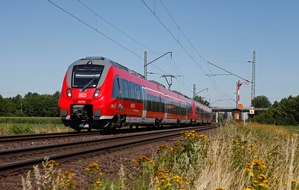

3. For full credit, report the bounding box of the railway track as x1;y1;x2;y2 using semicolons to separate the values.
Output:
0;125;184;143
0;131;101;143
0;125;217;177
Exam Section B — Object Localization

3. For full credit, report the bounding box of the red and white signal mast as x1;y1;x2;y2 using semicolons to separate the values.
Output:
236;80;249;109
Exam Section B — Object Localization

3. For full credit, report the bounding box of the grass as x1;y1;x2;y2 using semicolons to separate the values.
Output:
20;121;299;189
280;125;299;133
0;117;72;135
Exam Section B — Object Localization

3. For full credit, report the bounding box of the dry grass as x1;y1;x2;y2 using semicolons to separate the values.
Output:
192;122;299;189
21;121;299;189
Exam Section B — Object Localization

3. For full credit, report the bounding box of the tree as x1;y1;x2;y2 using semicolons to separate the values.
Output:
194;95;209;106
0;92;60;117
0;95;5;116
254;95;299;126
252;95;271;108
251;95;271;117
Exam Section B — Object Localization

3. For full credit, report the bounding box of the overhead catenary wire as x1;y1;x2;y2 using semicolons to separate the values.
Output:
49;0;189;93
78;0;191;87
208;61;251;82
142;0;224;99
77;0;157;54
49;0;226;100
160;0;251;84
142;0;206;75
48;0;144;60
160;1;246;98
144;0;253;101
76;0;195;93
159;0;210;65
48;1;181;83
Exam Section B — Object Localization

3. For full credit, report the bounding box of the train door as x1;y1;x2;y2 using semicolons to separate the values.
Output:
115;77;123;115
141;87;147;121
164;95;168;120
192;102;196;121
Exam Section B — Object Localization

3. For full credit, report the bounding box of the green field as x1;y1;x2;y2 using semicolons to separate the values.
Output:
280;125;299;133
0;117;71;135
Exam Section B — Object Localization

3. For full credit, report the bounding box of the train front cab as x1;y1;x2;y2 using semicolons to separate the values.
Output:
58;58;117;131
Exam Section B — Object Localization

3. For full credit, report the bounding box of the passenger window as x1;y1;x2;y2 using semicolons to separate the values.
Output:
123;80;129;99
112;77;120;98
129;82;135;99
135;85;142;101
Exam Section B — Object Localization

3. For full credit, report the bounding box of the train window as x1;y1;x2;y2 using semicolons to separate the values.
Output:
158;97;164;113
135;84;142;101
72;65;104;88
147;94;151;111
143;88;147;110
112;77;120;98
151;95;155;111
122;80;129;99
162;98;165;112
118;78;124;98
157;96;160;112
166;100;172;114
179;103;185;115
196;106;200;114
128;82;135;100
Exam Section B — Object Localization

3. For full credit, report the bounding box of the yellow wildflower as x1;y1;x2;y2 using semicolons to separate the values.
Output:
94;180;102;187
46;160;59;168
258;183;268;188
257;174;267;180
88;162;99;169
252;160;266;169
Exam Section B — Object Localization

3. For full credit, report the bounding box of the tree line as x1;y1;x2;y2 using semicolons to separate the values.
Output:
252;95;299;126
0;92;60;117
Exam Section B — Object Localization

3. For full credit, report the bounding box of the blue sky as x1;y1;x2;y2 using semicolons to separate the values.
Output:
1;0;298;108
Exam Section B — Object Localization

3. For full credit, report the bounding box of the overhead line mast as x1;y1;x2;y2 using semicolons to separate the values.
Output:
250;51;256;106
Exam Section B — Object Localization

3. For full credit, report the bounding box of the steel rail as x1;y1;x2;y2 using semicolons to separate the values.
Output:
0;131;101;143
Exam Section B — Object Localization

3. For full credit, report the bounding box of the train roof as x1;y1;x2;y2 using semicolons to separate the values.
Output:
80;56;145;79
148;80;166;89
171;90;192;99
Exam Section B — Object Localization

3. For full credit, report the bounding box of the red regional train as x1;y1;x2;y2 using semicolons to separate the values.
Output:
58;56;212;132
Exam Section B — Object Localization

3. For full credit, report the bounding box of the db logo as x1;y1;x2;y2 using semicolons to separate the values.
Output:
78;93;87;98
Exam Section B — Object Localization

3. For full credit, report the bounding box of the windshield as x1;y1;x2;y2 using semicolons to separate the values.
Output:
72;65;104;88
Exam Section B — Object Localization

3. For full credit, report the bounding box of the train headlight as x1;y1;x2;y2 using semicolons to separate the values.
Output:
93;89;100;98
66;88;72;98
